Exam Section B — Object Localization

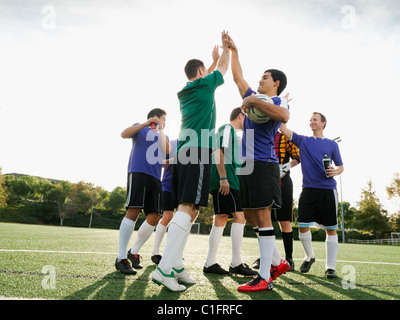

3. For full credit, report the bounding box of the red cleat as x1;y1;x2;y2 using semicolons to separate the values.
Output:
237;274;273;292
270;259;291;280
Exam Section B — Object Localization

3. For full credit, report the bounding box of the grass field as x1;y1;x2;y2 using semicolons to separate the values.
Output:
1;222;400;302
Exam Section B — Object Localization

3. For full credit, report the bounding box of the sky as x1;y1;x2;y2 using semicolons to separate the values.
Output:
1;0;400;215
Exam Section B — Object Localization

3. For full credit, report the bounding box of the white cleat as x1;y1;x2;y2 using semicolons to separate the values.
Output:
152;267;186;292
173;267;197;284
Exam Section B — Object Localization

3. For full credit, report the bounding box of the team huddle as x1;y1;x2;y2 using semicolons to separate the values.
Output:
115;31;344;292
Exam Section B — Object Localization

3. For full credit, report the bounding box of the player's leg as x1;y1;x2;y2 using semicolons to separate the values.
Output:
237;162;278;291
115;207;140;274
230;211;245;267
323;189;339;278
153;149;210;290
204;210;229;274
115;172;143;274
128;175;162;269
128;213;159;268
156;203;196;285
277;175;295;270
151;210;173;264
325;228;339;278
151;190;174;264
297;188;316;273
229;210;257;276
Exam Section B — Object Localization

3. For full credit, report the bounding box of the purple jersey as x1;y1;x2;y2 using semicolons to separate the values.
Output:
291;132;343;189
127;123;169;181
161;139;178;192
241;88;289;162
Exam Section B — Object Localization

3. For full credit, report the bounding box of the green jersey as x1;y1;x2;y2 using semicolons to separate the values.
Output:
177;70;224;151
210;124;243;191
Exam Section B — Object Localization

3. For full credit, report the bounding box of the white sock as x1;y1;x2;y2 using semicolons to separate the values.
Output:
205;225;224;267
271;244;282;266
253;226;259;238
230;223;244;267
152;223;167;256
299;230;315;261
130;220;155;254
118;217;135;260
325;234;339;270
158;211;192;274
258;227;275;280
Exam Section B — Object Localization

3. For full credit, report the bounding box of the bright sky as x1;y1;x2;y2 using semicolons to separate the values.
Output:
1;0;399;215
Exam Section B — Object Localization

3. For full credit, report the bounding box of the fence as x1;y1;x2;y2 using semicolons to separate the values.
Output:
348;238;400;245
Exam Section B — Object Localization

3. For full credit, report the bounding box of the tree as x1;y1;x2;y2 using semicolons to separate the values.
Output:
386;172;400;200
387;172;400;232
354;179;390;238
0;168;7;209
338;201;357;229
70;181;93;214
46;181;72;226
106;186;126;214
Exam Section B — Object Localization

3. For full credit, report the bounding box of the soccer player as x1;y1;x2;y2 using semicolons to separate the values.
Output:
273;131;300;270
252;131;300;271
225;34;291;292
115;108;171;275
151;138;178;265
203;107;257;277
151;31;230;291
279;112;344;278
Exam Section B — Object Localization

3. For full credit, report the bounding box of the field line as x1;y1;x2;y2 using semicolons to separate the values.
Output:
1;248;400;266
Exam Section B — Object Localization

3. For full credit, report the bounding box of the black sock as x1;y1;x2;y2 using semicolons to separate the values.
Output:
282;231;293;260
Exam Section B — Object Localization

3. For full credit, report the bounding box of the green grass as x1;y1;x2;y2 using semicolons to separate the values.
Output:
0;222;399;301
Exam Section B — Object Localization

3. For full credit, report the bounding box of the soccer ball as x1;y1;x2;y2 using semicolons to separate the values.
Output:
246;94;274;124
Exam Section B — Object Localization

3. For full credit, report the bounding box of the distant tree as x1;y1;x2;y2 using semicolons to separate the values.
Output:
387;173;400;200
354;179;390;238
46;181;72;226
0;168;7;209
338;201;357;229
106;186;126;214
386;172;400;232
70;181;93;214
37;179;56;201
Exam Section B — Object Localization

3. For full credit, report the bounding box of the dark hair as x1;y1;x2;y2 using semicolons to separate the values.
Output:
184;59;205;80
313;112;327;128
265;69;287;96
230;107;242;121
147;108;166;119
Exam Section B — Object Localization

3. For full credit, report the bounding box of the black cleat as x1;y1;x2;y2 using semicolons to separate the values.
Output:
229;263;258;276
203;263;229;275
325;269;338;279
300;258;315;273
115;258;137;275
127;249;143;269
286;258;295;271
252;258;260;269
151;254;162;265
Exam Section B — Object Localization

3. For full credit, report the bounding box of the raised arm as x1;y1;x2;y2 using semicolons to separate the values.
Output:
225;34;250;97
215;30;231;77
121;117;171;155
207;45;220;74
121;120;153;139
